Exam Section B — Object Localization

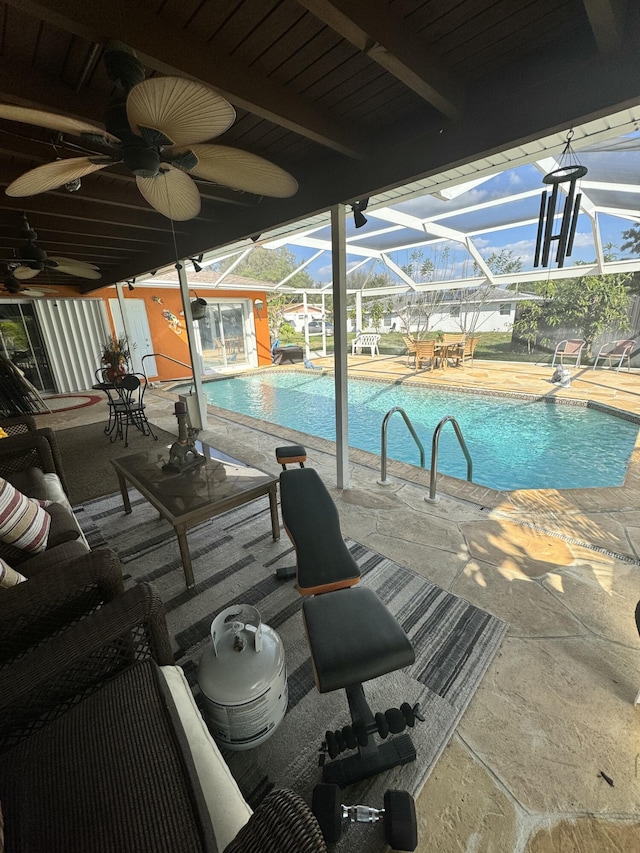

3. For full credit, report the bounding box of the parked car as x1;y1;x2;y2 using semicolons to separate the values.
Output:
307;320;334;334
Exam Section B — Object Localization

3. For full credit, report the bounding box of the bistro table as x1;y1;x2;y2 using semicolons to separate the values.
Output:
111;445;279;588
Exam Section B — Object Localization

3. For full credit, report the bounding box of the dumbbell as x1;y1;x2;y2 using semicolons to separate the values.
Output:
312;783;418;851
323;701;423;760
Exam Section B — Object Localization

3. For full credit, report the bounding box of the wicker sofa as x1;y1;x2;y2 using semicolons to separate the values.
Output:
0;420;89;572
0;563;326;853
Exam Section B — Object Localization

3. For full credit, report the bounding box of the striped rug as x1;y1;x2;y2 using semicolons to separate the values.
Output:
77;489;507;853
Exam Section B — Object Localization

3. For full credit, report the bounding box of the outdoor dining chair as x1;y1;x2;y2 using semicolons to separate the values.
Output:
403;335;417;368
415;340;436;371
592;339;635;372
551;339;586;368
453;336;479;368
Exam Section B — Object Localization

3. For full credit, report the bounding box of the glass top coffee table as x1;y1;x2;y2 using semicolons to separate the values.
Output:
111;445;279;588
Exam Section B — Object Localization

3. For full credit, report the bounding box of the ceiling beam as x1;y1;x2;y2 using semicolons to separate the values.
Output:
583;0;629;54
297;0;463;119
8;0;368;159
0;191;183;232
0;55;105;123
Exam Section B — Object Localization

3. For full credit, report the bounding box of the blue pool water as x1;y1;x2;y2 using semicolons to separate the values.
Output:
189;373;639;491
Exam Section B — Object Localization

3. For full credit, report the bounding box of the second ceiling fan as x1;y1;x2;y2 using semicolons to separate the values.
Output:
2;214;101;282
0;41;298;220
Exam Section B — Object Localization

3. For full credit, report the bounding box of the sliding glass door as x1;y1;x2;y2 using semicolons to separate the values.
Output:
198;300;252;371
0;302;54;391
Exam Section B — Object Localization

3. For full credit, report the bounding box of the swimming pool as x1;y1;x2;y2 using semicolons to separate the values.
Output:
186;372;640;491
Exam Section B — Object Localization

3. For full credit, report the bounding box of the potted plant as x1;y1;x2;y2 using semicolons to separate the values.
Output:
100;335;131;382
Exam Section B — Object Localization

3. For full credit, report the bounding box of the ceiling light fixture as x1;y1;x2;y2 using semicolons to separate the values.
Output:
351;199;369;228
190;254;204;273
534;129;587;269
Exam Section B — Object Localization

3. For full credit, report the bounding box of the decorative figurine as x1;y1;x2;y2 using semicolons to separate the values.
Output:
162;401;205;473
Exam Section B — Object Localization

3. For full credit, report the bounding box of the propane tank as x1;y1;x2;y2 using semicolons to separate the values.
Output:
198;604;287;751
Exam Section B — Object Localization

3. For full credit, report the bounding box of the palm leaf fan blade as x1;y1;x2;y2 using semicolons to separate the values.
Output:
51;262;101;280
127;78;236;146
0;104;119;142
6;158;110;197
136;165;201;220
48;258;102;279
12;266;41;281
49;256;100;271
183;144;298;197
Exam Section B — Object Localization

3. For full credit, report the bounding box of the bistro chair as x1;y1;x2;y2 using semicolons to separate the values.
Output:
93;367;121;436
110;373;158;447
592;339;634;372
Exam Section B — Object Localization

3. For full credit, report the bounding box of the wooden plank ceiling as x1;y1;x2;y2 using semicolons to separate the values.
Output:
0;0;638;294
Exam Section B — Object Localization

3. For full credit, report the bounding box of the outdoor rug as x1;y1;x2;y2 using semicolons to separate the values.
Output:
76;489;507;852
56;421;177;505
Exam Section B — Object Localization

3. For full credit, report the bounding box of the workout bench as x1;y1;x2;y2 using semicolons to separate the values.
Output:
277;447;419;787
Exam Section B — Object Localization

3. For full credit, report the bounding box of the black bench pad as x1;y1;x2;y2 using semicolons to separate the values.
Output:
280;468;360;594
303;587;415;693
275;445;307;466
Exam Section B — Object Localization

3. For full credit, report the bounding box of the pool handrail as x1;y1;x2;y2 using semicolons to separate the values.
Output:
378;406;426;485
427;415;473;502
141;353;195;390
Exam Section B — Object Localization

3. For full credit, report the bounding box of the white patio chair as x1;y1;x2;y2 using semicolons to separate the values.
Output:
592;339;634;372
351;334;380;357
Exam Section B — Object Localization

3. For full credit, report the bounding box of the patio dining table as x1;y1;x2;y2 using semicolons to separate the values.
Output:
434;341;465;369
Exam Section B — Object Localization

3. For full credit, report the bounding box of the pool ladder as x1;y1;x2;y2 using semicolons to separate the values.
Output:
377;407;473;501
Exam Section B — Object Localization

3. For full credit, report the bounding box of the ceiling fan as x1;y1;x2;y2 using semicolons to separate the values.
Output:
0;213;102;281
0;41;298;220
0;271;59;298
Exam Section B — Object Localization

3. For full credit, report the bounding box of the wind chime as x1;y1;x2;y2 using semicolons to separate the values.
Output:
533;130;588;269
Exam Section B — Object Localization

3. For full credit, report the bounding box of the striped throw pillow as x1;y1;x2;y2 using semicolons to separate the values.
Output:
0;478;50;554
0;557;26;588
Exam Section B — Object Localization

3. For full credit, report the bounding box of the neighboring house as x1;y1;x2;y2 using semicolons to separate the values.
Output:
281;303;325;332
366;287;544;334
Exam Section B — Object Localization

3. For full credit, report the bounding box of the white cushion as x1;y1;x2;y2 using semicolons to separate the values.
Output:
159;665;252;850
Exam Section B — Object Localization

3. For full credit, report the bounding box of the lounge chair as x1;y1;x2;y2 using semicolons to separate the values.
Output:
551;339;586;368
351;334;380;357
592;339;634;372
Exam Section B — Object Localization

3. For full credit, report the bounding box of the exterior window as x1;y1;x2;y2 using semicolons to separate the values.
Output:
450;306;460;318
500;303;511;315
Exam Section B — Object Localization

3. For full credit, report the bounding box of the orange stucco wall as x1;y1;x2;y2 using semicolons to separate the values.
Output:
90;284;272;380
